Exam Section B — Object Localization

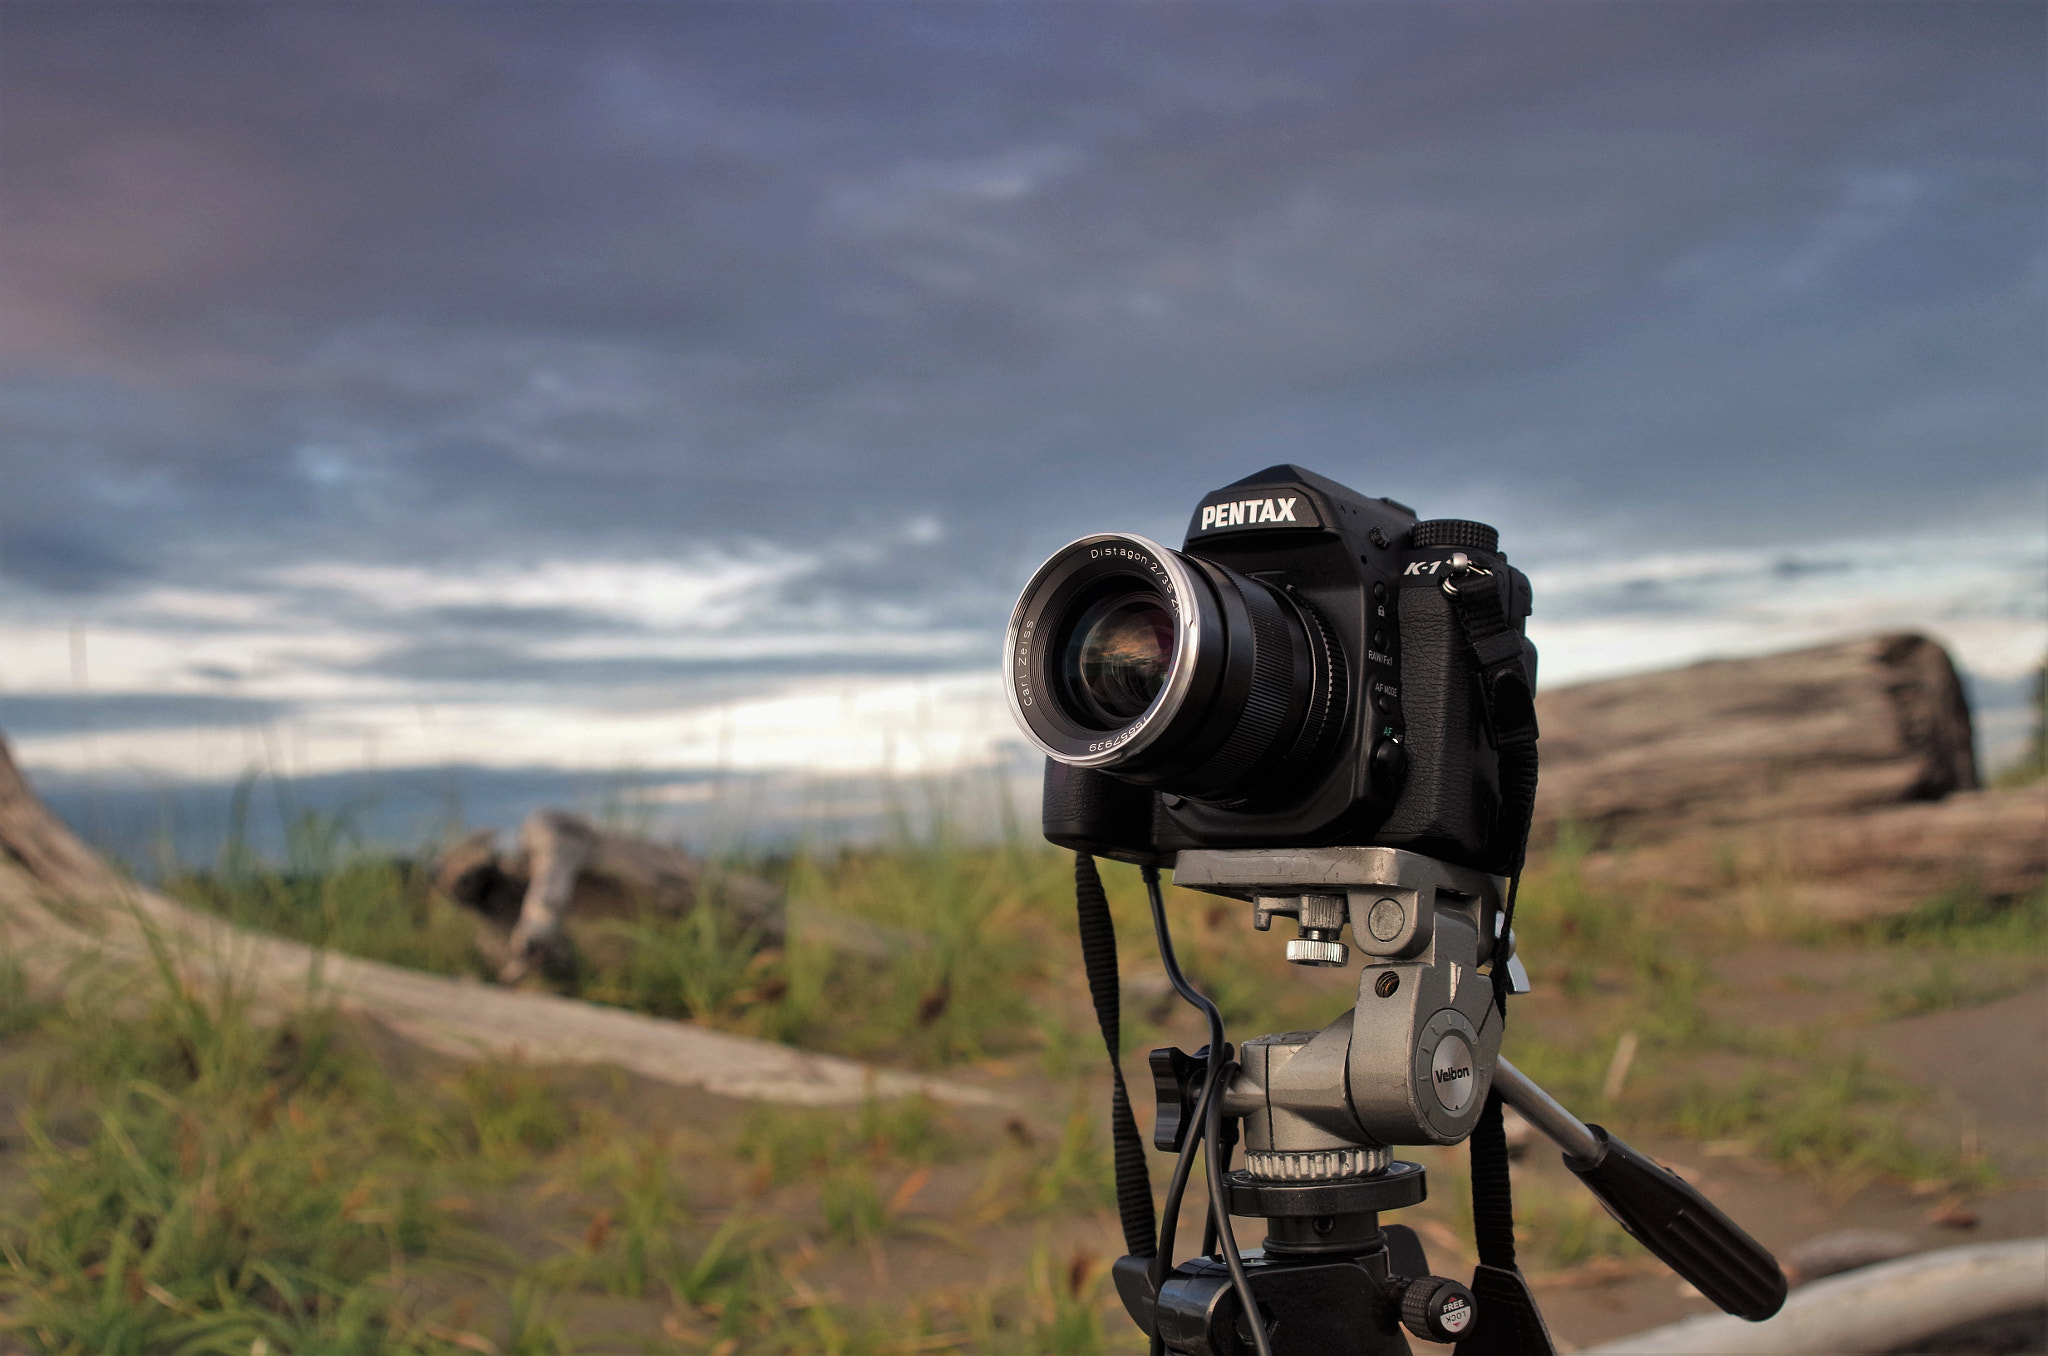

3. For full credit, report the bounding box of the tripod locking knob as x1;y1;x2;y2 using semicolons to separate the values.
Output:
1397;1275;1477;1344
1148;1044;1234;1153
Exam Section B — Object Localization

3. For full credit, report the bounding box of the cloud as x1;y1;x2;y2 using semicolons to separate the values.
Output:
0;526;145;595
0;4;2036;593
0;692;291;736
0;3;2039;801
349;639;988;687
1527;527;2048;687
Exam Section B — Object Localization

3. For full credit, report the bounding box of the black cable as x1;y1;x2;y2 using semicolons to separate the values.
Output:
1144;861;1219;1295
1148;1063;1215;1356
1143;865;1274;1356
1200;1108;1233;1258
1203;1055;1269;1356
1152;1062;1213;1290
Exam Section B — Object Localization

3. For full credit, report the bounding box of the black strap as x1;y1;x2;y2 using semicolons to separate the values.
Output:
1468;1090;1518;1271
1446;564;1550;1355
1442;556;1539;1014
1442;561;1538;854
1460;1070;1561;1356
1075;853;1157;1258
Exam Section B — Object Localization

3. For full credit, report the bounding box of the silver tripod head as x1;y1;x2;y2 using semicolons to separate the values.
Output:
1176;846;1524;1166
1149;844;1787;1345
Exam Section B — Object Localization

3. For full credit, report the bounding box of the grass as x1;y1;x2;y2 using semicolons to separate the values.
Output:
1858;882;2048;954
737;1097;952;1192
0;947;477;1354
0;932;1157;1355
1494;827;2040;1192
1667;1053;1996;1194
157;787;480;981
161;811;2047;1184
50;793;2044;1352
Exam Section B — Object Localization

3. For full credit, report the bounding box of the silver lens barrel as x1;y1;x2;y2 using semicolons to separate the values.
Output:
1005;532;1344;804
1004;534;1214;771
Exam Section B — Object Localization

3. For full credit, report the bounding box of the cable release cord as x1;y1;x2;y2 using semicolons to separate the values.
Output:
1142;865;1274;1356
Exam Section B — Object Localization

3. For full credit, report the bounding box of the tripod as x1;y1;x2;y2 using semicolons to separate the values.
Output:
1086;847;1787;1356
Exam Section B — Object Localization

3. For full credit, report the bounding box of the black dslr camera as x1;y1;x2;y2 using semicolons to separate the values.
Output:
1005;466;1785;1356
1005;464;1536;870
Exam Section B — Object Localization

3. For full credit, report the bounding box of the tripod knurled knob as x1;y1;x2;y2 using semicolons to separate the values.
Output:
1285;937;1348;967
1400;1275;1478;1343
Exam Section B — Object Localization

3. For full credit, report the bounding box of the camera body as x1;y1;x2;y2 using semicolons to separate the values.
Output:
1007;465;1534;873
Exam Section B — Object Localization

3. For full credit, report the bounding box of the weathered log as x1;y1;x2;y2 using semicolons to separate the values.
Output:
0;736;1000;1109
1575;781;2046;920
1535;633;1978;848
434;810;783;983
1579;1237;2048;1355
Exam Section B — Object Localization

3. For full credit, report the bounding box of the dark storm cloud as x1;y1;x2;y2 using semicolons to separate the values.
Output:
0;691;290;735
351;639;988;687
0;526;145;595
0;1;2040;607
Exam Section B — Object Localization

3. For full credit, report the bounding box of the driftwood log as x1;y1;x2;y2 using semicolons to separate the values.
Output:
0;737;999;1109
1580;1237;2048;1355
434;811;783;984
1572;780;2048;919
1535;633;1977;844
1535;633;2042;918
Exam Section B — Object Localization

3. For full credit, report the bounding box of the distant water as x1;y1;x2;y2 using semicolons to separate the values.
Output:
28;758;1041;878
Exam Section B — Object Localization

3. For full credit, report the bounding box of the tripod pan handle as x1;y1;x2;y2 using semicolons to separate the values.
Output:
1567;1125;1788;1321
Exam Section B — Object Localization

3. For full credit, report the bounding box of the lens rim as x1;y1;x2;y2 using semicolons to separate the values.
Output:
1004;534;1213;768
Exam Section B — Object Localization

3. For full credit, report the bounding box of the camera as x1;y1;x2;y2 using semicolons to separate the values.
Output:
1012;466;1785;1354
1005;464;1536;872
1012;467;1785;1356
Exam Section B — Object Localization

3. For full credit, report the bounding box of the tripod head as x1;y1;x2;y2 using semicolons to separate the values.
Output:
1113;847;1786;1356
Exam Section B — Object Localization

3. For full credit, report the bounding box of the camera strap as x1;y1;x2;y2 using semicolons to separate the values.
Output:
1074;852;1158;1259
1441;553;1540;1001
1440;557;1539;857
1444;561;1554;1356
1450;1089;1559;1356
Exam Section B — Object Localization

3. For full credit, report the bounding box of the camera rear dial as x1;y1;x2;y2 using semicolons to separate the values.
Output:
1006;533;1344;806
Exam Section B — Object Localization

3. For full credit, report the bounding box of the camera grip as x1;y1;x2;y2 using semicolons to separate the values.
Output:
1566;1125;1788;1321
1042;761;1160;863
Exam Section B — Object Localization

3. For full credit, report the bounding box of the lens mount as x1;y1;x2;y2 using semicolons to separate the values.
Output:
1006;532;1346;803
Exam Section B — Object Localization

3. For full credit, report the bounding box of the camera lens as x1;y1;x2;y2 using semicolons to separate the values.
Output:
1065;592;1175;726
1006;533;1345;804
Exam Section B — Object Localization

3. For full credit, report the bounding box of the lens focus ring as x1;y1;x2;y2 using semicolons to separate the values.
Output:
1168;563;1298;798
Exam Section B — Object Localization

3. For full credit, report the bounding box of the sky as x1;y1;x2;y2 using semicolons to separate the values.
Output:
0;1;2042;849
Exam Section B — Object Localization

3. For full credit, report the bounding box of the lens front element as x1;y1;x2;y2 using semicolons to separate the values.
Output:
1066;592;1175;726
